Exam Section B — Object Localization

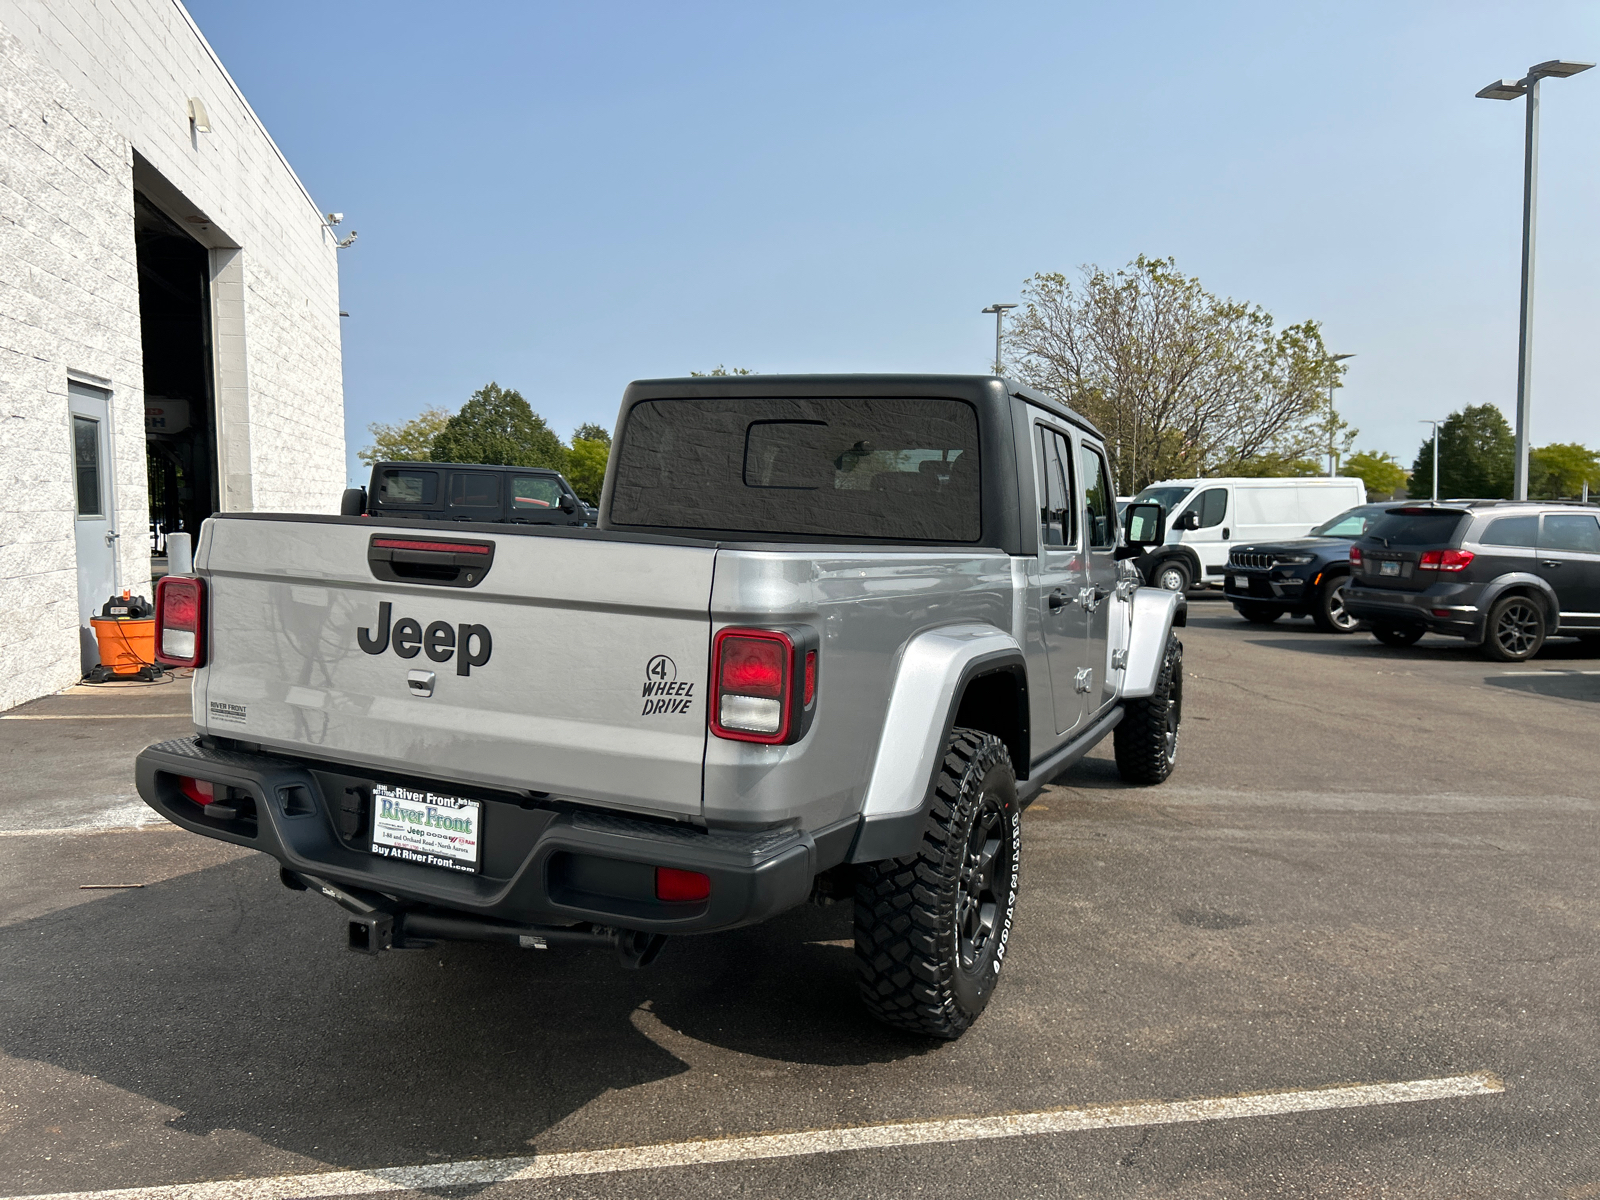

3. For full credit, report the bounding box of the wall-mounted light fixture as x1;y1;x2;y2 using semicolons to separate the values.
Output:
187;97;211;133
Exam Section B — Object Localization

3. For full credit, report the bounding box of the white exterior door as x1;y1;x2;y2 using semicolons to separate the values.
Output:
69;382;118;673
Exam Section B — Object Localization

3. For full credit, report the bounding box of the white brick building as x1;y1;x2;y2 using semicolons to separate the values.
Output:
1;0;346;711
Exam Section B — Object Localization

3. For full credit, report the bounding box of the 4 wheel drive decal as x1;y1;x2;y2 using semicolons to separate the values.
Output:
641;654;694;716
358;601;492;676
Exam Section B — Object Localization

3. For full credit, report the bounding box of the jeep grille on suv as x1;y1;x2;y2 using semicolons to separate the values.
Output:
1228;551;1276;570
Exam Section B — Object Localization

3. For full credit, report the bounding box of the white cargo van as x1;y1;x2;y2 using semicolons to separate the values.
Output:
1130;476;1366;592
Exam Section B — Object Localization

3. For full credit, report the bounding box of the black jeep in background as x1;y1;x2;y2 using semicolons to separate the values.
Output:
342;461;596;526
1222;503;1395;633
1344;501;1600;661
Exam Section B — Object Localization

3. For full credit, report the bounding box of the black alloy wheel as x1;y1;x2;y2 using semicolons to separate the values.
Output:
1236;602;1282;624
1371;623;1424;648
1483;594;1546;662
1312;576;1361;634
955;793;1013;974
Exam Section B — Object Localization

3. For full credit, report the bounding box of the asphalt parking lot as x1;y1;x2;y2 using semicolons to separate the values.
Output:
1;597;1596;1199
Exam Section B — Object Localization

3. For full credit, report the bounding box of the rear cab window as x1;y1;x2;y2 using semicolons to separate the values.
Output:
609;397;981;542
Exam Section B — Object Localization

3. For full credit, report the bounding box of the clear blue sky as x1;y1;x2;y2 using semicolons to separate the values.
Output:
184;1;1600;484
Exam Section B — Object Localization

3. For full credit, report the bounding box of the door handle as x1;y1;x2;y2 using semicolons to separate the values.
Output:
1048;589;1067;611
1541;560;1562;568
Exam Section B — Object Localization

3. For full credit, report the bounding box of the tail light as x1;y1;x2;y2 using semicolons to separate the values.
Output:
179;776;215;806
656;867;711;902
710;626;820;744
155;575;207;667
1418;549;1475;572
1348;546;1363;567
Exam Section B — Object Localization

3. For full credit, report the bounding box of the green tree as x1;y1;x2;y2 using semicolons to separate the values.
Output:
1003;256;1346;492
689;365;756;376
1528;442;1600;499
358;405;454;466
1411;405;1514;500
1230;453;1322;478
1344;450;1408;499
429;382;567;470
573;422;611;446
566;437;610;504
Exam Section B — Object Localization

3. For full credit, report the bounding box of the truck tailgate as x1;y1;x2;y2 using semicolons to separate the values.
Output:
196;518;713;819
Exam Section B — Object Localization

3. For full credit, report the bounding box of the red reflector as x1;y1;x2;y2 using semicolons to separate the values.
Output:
804;650;816;705
719;635;786;698
656;867;711;902
179;776;215;806
1431;609;1452;618
371;538;491;555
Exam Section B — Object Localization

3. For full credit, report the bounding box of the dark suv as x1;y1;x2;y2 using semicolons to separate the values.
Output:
1343;501;1600;661
1222;503;1393;633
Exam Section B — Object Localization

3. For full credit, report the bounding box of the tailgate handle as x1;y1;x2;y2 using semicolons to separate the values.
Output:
368;536;495;589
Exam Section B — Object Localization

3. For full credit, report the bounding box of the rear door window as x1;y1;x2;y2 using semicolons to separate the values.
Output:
1479;515;1539;548
377;469;438;506
1035;425;1073;547
447;471;501;519
1080;445;1116;548
1540;513;1600;554
610;397;981;542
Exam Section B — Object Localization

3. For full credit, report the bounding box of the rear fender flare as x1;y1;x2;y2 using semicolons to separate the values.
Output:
1479;574;1560;629
848;624;1024;863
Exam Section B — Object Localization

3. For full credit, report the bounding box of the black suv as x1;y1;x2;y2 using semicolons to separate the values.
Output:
1343;501;1600;661
1222;503;1394;633
342;461;596;526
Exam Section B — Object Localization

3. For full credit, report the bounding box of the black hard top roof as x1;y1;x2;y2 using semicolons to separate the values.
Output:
372;461;564;475
621;373;1102;438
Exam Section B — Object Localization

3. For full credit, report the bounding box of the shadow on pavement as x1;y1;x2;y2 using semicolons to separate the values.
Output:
1483;671;1600;704
0;854;931;1169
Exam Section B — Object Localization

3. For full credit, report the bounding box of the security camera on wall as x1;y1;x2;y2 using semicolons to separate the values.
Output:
325;212;343;226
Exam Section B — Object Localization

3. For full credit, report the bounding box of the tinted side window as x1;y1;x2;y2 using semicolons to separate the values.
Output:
1036;427;1069;547
511;476;562;510
1541;513;1600;554
1199;488;1228;528
449;472;500;508
1080;445;1115;549
1480;515;1539;548
378;469;438;505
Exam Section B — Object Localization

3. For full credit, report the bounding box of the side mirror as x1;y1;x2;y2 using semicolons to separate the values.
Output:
1173;509;1200;531
558;493;578;514
1115;502;1166;560
340;487;366;517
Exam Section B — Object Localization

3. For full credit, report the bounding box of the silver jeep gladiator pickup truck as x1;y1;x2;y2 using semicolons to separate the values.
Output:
136;374;1184;1038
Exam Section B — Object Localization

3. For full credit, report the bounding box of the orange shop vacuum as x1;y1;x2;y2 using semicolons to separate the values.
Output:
87;590;164;683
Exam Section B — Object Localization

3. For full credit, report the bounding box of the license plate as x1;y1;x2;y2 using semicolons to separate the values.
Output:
1379;561;1400;577
371;784;481;873
1232;575;1248;589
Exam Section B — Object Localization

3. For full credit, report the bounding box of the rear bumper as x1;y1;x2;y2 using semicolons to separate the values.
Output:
1343;585;1482;639
135;737;818;934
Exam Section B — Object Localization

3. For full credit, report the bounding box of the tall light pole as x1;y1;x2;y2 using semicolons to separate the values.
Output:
1326;352;1355;476
1420;419;1443;502
982;303;1017;375
1476;59;1593;501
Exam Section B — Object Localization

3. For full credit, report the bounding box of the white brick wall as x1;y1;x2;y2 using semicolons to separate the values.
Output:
0;1;346;712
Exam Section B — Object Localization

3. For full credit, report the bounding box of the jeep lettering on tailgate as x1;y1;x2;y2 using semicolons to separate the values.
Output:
357;601;492;675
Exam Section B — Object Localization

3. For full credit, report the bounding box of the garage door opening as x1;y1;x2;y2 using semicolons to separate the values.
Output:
136;190;216;572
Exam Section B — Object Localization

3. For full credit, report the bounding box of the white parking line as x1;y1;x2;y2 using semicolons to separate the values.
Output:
2;1073;1501;1200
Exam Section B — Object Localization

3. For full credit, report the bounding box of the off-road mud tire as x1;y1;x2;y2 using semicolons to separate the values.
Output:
1113;632;1182;785
854;729;1020;1040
